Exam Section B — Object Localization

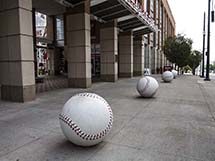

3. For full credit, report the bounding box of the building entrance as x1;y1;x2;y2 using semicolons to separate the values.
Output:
91;20;101;80
91;44;100;78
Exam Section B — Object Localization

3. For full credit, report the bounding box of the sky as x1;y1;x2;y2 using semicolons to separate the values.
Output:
168;0;215;63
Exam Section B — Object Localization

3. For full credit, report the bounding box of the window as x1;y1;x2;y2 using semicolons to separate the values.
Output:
36;12;47;38
56;16;64;46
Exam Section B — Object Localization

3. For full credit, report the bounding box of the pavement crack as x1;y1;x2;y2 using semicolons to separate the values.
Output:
198;82;215;122
0;137;41;158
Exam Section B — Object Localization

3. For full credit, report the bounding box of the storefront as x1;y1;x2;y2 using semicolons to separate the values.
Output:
35;12;66;79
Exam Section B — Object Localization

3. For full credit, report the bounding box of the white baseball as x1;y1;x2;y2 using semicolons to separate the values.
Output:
136;76;159;97
172;70;178;78
162;71;174;82
59;93;113;146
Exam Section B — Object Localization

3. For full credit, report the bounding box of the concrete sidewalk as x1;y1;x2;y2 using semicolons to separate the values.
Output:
0;75;215;161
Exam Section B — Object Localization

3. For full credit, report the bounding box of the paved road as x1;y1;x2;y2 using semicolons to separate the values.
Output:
0;75;215;161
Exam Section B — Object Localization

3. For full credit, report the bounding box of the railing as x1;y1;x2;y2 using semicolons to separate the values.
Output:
118;0;157;32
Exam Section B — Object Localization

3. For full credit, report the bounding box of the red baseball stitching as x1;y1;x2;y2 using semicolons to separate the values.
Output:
138;77;150;95
59;93;113;141
138;77;158;97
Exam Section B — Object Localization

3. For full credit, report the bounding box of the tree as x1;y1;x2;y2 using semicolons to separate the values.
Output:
163;34;193;68
187;50;202;75
209;61;215;71
209;64;215;71
183;65;192;73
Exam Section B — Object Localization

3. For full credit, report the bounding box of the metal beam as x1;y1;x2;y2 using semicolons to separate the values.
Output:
122;23;144;31
118;17;139;27
94;5;126;17
93;4;122;14
91;0;118;13
102;10;131;21
133;28;153;35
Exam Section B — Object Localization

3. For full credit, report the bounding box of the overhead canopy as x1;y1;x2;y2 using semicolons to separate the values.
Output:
133;26;153;36
91;0;157;34
118;17;143;31
66;0;83;5
32;0;66;15
33;0;157;35
91;0;130;21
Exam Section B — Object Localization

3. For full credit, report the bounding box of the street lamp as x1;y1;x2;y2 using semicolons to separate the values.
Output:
201;12;206;78
205;0;212;81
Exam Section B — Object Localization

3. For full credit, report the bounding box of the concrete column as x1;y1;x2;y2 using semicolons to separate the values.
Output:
133;36;144;76
161;52;165;69
144;45;151;69
65;0;91;88
165;58;167;66
46;16;54;76
157;49;161;73
47;49;54;75
151;47;156;74
163;54;166;66
46;16;54;41
155;48;158;73
167;59;170;66
159;52;163;73
119;31;133;78
0;0;35;102
54;48;62;75
100;20;118;82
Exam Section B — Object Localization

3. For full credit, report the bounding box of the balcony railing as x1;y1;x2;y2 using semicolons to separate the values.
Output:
118;0;157;32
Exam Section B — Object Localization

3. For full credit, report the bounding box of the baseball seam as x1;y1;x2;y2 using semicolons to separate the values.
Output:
139;77;150;95
59;93;113;141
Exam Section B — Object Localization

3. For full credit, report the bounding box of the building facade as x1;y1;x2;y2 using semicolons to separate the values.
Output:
0;0;175;102
143;0;175;73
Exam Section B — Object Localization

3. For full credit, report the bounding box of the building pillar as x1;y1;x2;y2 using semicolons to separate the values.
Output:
164;55;167;65
156;49;161;73
65;0;91;88
100;20;118;82
46;16;54;41
119;31;133;78
133;36;144;76
0;0;35;102
166;59;170;66
161;52;165;70
47;49;55;75
144;44;151;69
151;47;156;74
46;16;55;75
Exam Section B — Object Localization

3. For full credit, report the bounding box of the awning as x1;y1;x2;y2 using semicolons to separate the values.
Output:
118;17;143;31
91;0;157;34
133;27;153;36
39;0;157;35
55;0;83;7
91;0;131;21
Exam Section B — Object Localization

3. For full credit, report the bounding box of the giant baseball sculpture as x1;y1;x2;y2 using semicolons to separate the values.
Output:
136;76;159;98
171;69;178;78
59;93;113;146
162;71;174;82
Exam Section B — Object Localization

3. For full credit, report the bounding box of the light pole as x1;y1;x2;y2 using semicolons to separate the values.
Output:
201;12;206;78
205;0;211;81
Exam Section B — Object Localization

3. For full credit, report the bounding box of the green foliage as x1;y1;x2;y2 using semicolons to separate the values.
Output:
163;34;193;67
209;62;215;71
187;50;202;75
188;50;202;70
183;65;192;72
